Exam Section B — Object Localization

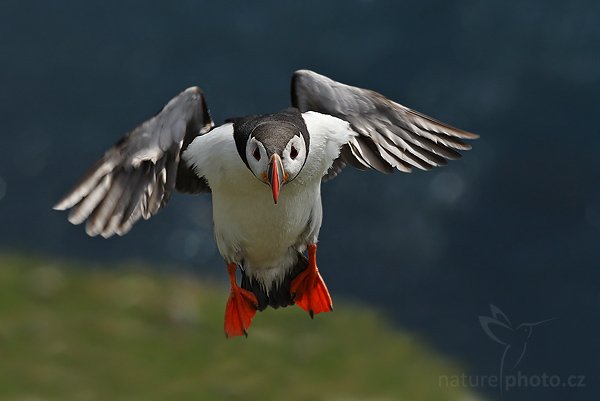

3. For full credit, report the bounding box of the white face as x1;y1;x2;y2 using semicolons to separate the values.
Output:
280;134;307;182
245;134;307;184
246;136;268;182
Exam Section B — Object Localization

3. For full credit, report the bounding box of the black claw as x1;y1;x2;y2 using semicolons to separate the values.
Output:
309;309;314;319
243;329;248;338
329;304;333;311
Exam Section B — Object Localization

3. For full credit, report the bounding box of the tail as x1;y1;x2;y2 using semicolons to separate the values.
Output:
240;251;308;311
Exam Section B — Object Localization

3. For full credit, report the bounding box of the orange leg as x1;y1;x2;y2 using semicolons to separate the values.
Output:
224;263;258;338
290;244;333;318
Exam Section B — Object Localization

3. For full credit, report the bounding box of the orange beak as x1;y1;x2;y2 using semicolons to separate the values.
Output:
267;154;284;204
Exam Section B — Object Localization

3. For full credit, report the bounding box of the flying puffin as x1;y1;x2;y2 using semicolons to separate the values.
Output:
54;70;477;337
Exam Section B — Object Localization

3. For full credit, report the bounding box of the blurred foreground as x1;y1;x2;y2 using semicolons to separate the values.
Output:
0;254;478;401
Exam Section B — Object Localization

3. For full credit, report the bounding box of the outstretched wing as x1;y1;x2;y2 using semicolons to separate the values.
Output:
53;87;214;238
291;70;478;180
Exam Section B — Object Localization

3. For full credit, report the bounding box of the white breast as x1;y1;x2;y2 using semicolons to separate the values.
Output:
183;113;355;286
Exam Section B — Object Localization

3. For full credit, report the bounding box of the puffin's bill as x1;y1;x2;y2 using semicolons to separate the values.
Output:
268;154;284;204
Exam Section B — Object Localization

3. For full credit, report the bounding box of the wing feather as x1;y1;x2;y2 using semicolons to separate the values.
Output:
54;87;214;237
291;70;477;179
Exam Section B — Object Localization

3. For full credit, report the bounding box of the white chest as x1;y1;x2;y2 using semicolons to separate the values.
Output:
211;176;321;271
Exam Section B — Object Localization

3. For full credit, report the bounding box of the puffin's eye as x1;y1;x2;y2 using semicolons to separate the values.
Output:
290;145;298;160
253;147;261;161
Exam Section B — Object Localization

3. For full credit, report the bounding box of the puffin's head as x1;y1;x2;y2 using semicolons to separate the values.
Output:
244;121;308;204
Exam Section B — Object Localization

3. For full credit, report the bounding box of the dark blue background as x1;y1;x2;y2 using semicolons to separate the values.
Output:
1;1;598;400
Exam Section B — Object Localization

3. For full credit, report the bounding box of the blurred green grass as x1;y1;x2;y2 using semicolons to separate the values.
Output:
0;254;476;401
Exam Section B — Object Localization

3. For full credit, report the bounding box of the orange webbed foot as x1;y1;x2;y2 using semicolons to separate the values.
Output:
291;244;333;318
224;263;258;338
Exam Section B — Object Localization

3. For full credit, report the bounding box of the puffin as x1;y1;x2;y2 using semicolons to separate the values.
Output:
54;70;477;337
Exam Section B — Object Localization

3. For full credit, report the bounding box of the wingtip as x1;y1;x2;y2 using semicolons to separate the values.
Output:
293;69;322;81
67;210;85;226
462;131;480;140
184;86;203;95
53;196;72;211
293;68;312;76
100;231;115;239
444;127;479;141
85;222;101;237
